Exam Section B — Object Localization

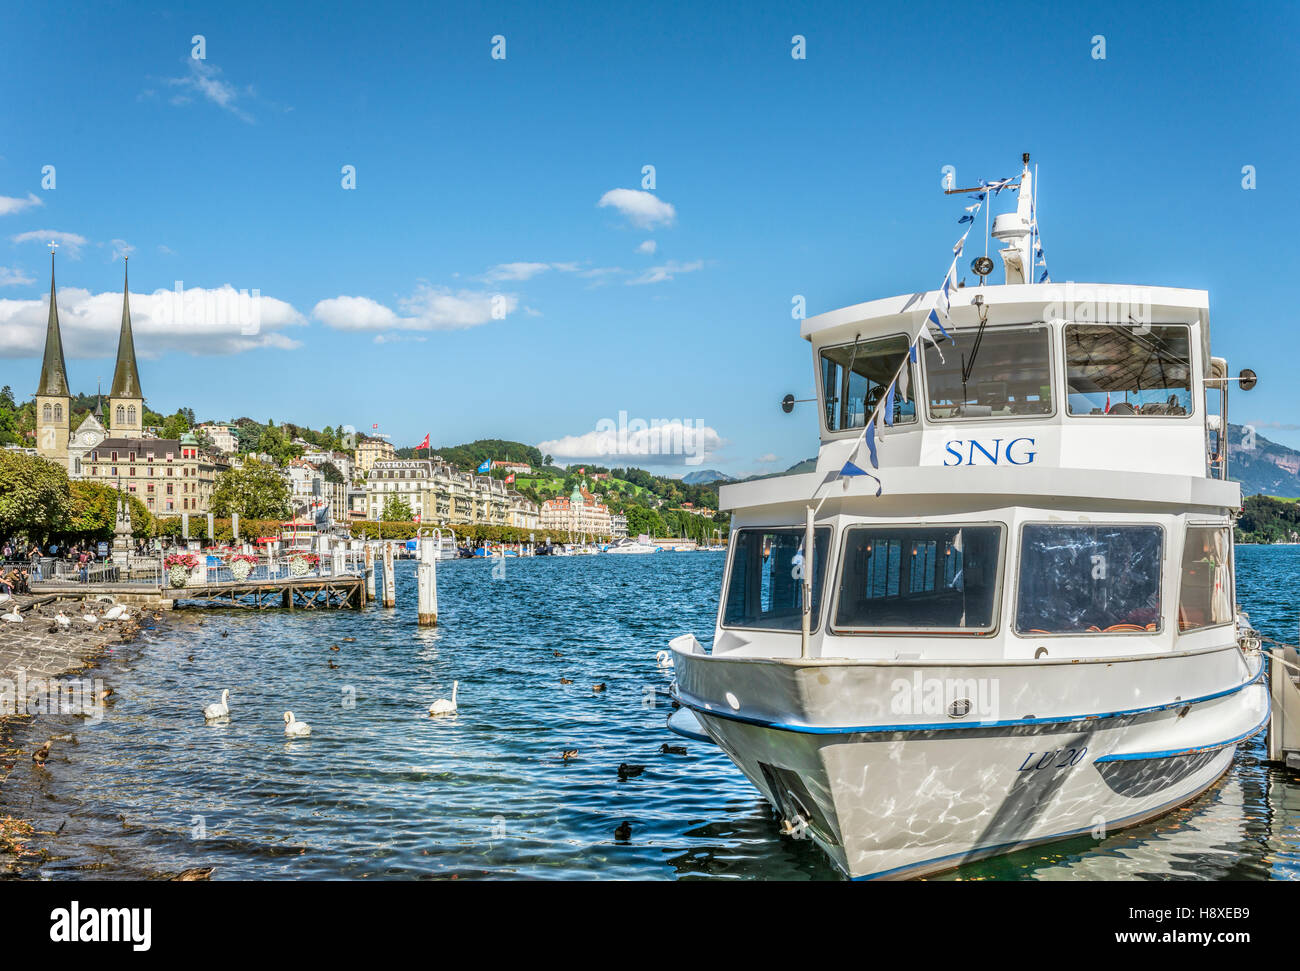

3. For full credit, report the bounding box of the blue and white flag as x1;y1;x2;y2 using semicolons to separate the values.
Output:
476;459;491;474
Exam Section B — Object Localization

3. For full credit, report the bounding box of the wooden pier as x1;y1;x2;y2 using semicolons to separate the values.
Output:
164;573;365;610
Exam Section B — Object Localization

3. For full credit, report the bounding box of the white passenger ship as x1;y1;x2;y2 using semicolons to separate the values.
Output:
667;156;1264;880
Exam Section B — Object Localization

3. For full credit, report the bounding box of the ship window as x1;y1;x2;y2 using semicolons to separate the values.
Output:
1178;526;1232;632
1016;524;1164;635
1065;324;1192;416
819;335;916;432
722;527;831;632
833;525;1002;633
925;325;1053;420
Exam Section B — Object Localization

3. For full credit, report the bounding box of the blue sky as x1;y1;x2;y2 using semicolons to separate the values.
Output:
1;0;1297;473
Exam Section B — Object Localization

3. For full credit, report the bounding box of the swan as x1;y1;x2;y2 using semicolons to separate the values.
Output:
283;711;311;737
656;650;674;668
103;604;129;621
2;607;22;623
203;689;230;721
81;611;98;623
428;681;458;716
54;612;71;628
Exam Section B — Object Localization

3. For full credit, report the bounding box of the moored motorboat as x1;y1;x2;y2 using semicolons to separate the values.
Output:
667;155;1263;880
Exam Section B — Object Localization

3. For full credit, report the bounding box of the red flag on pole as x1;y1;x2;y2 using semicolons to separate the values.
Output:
417;433;430;451
505;472;515;484
578;467;585;474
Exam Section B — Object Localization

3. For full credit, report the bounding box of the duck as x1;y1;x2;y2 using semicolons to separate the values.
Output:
170;866;214;881
2;607;22;623
329;644;340;652
32;740;53;765
428;681;459;716
614;821;632;842
202;689;231;721
660;743;687;755
552;650;562;657
559;677;573;685
618;762;646;781
342;637;356;643
100;687;114;702
327;660;339;670
560;749;579;761
219;630;228;638
54;612;71;628
283;711;311;737
592;683;607;693
656;650;674;668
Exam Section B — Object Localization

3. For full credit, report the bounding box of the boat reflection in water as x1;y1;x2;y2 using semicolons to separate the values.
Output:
667;155;1266;880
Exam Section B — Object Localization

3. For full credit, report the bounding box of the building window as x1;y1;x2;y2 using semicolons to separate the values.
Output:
127;405;136;424
116;405;125;424
53;404;62;421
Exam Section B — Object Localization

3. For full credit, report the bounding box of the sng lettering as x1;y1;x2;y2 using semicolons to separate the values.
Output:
943;437;1036;467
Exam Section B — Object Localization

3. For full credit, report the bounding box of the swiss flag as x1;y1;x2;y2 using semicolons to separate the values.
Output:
414;513;421;523
505;472;515;484
372;423;378;429
578;467;585;474
417;433;430;451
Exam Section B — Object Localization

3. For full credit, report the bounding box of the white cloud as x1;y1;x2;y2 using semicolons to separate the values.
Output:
10;230;89;259
111;239;135;261
166;59;255;122
481;262;553;283
628;259;704;285
539;418;725;467
0;267;33;288
0;193;42;217
598;188;676;229
0;284;306;358
757;453;778;464
637;239;657;255
313;284;518;333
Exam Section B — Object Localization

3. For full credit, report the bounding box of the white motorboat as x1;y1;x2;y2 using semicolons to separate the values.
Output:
667;155;1264;880
605;538;660;554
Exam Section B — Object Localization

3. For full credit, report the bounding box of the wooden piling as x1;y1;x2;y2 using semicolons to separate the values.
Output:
417;533;438;626
382;541;396;608
364;543;375;602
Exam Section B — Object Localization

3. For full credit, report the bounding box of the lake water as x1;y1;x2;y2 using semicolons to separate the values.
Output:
1;546;1297;880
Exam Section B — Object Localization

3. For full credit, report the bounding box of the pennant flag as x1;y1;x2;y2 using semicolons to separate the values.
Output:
927;308;952;343
958;213;973;225
476;459;491;474
882;382;897;427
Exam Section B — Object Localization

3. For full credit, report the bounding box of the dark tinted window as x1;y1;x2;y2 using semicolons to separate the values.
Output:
1065;324;1192;416
820;336;916;431
925;326;1053;420
1017;525;1163;634
723;528;830;631
834;525;1002;632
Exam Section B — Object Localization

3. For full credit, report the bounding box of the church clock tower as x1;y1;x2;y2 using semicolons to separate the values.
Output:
35;251;71;466
107;257;144;437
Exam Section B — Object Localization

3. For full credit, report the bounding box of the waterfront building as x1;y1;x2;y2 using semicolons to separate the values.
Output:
82;434;221;515
355;436;396;475
540;483;612;537
363;459;518;526
609;512;628;539
195;422;239;454
492;460;532;475
507;490;541;530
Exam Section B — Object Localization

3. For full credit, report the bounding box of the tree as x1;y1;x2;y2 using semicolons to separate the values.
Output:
382;495;413;521
0;450;70;540
210;459;292;520
319;461;344;484
66;480;153;540
625;505;665;539
161;409;192;441
0;386;19;446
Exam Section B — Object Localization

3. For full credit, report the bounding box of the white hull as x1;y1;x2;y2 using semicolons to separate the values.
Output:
671;638;1266;879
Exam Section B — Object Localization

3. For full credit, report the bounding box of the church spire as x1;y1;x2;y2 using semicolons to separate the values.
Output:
109;257;142;400
36;251;70;397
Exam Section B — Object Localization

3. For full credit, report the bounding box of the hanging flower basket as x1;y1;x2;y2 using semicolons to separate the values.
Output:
288;552;319;577
165;553;199;588
228;553;257;581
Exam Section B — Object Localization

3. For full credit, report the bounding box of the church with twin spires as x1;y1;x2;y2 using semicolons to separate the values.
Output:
34;255;220;516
